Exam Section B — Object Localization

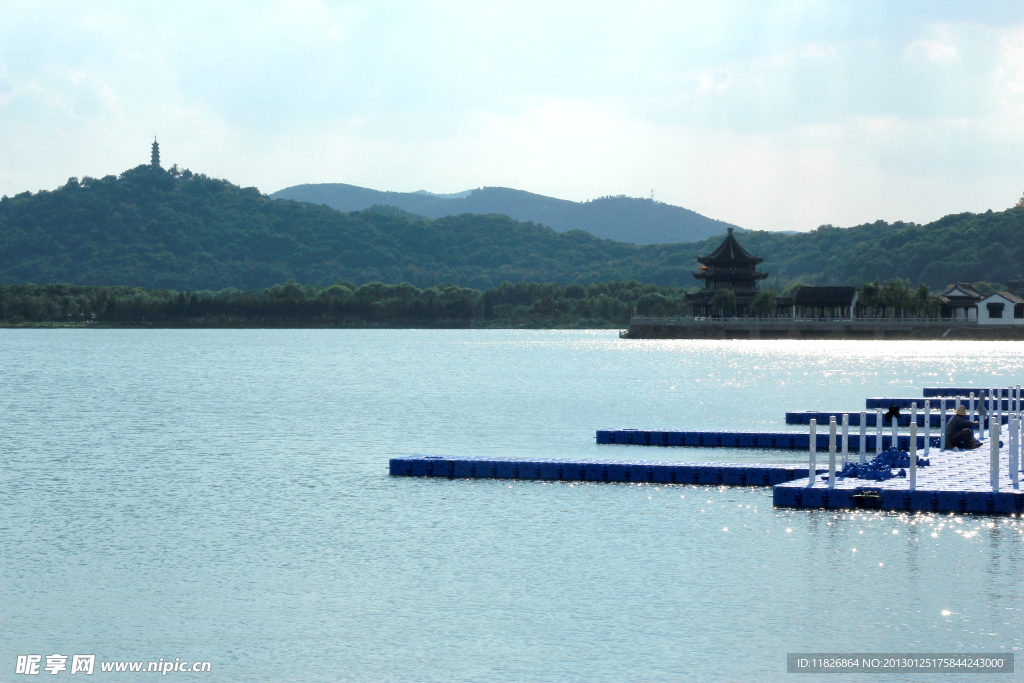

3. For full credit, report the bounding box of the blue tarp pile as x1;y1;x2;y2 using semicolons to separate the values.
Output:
821;447;931;481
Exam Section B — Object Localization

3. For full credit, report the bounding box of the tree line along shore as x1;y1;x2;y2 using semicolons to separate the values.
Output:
0;278;1006;329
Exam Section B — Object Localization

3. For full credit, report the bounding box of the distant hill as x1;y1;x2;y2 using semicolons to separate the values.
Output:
3;164;1024;292
270;183;743;245
0;166;690;290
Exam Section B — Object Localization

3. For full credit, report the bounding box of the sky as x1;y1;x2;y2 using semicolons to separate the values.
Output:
2;0;1024;232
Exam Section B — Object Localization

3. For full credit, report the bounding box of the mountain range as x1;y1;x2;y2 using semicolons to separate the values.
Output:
3;164;1023;293
270;183;743;245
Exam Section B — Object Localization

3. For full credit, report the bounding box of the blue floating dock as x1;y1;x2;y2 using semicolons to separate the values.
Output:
774;444;1024;514
393;382;1024;515
785;411;1012;427
390;451;1023;514
923;387;1021;398
596;429;939;451
867;397;1017;410
390;455;825;486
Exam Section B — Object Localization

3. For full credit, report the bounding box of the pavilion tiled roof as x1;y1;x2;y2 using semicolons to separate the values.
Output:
696;228;763;266
939;283;983;302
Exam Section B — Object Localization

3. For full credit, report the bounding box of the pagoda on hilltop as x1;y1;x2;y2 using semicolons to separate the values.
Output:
151;137;161;168
687;228;769;317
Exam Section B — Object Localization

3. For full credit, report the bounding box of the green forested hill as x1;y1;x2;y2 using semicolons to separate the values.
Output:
700;213;1024;289
1;166;662;290
2;164;1023;291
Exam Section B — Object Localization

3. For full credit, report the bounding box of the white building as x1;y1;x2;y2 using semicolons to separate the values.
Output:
977;291;1024;325
939;283;982;320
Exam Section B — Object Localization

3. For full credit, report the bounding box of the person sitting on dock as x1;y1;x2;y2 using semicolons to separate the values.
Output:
945;406;980;450
885;405;901;424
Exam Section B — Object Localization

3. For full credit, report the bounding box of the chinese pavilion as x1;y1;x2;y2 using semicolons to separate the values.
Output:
686;228;768;317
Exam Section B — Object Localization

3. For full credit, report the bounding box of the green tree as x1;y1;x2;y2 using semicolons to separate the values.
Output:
912;284;939;317
781;282;804;298
859;280;881;317
748;289;776;317
709;289;737;317
481;291;495;319
636;292;671;316
880;278;913;317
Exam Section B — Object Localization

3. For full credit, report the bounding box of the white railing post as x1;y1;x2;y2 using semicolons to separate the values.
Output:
1016;384;1021;413
955;396;962;443
808;419;817;487
859;412;867;463
910;401;917;426
876;408;883;454
999;388;1004;427
989;389;994;430
890;406;898;451
940;400;947;450
842;414;849;467
829;417;837;488
923;400;931;455
990;419;999;492
1011;416;1020;486
970;392;976;439
909;420;917;491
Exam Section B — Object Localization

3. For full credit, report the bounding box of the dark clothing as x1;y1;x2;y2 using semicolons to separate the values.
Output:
945;414;977;439
948;427;978;450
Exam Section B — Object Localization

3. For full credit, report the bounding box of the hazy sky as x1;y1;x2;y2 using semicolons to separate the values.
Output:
3;1;1024;232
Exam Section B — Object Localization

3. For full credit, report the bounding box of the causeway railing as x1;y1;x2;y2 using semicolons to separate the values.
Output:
630;316;979;326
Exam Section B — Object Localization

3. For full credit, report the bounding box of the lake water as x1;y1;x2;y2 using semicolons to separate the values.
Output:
3;330;1023;682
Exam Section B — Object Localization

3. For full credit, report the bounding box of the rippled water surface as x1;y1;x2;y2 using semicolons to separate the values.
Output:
3;330;1023;681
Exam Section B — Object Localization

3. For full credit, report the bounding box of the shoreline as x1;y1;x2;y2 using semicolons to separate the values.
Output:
0;321;626;330
625;317;1024;340
7;320;1024;339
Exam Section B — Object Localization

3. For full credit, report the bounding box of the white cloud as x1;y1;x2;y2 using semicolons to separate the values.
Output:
997;26;1024;121
801;43;836;59
905;25;960;64
94;78;123;117
696;70;731;96
906;38;959;64
3;2;1024;232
